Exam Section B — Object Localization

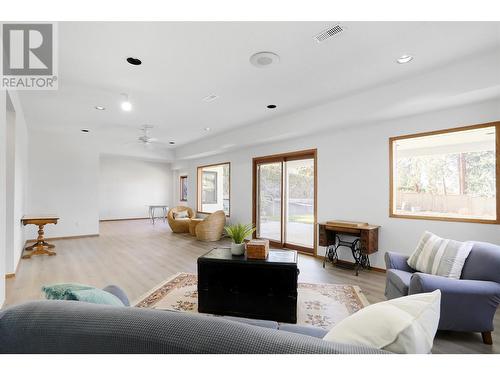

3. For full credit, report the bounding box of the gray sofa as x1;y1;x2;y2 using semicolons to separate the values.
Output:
0;298;385;354
385;241;500;345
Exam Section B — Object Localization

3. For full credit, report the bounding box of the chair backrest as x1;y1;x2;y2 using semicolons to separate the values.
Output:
461;241;500;283
203;210;225;224
196;210;226;241
168;206;194;220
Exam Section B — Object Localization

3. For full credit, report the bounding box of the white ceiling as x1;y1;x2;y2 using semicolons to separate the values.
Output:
18;22;500;160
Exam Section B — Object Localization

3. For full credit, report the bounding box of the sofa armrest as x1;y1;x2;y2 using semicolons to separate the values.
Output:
384;251;413;272
409;273;500;297
103;285;130;306
409;273;500;332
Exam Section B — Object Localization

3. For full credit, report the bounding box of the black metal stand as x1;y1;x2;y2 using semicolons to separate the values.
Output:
322;234;371;276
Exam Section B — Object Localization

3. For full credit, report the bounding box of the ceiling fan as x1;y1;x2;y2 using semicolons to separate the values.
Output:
129;125;165;147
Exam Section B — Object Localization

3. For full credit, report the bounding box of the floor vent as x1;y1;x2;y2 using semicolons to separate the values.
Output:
314;24;345;43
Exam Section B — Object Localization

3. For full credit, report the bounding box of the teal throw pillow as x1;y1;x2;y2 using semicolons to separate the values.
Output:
42;283;125;306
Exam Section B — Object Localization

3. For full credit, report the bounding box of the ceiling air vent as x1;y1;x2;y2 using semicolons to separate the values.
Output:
314;24;345;43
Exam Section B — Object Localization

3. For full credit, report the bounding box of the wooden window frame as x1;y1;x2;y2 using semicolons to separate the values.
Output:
389;121;500;224
252;149;318;255
179;175;188;202
196;162;231;217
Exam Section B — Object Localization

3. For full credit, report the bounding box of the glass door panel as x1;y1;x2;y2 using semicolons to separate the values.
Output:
256;162;282;242
284;158;314;248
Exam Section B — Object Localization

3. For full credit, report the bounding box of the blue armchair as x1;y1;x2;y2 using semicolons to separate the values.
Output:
385;241;500;345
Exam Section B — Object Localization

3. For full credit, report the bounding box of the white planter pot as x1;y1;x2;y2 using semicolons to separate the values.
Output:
231;242;246;256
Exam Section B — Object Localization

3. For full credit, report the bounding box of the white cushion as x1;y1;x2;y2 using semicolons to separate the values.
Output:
174;210;189;219
407;231;472;279
323;290;441;354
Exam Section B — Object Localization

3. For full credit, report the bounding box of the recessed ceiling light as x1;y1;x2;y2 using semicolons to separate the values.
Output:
396;54;414;64
95;105;105;111
250;52;280;68
121;93;132;111
169;141;175;145
267;104;277;109
81;129;89;133
204;127;211;131
121;101;132;111
126;57;142;66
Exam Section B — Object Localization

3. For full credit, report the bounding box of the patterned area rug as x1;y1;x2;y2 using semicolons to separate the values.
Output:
134;272;369;330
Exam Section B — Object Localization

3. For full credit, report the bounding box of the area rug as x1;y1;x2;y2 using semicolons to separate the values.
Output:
134;272;369;330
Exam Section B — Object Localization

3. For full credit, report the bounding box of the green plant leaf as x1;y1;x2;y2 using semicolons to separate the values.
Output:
224;223;256;244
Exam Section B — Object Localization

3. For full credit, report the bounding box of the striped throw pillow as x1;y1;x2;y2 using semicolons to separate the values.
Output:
407;231;473;279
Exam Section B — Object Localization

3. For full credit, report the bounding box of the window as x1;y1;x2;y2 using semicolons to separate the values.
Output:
197;163;230;216
180;175;188;202
390;122;499;223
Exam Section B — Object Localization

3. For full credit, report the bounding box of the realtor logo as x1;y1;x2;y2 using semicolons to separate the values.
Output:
1;23;58;90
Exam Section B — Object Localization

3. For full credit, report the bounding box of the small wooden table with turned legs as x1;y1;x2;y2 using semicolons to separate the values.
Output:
22;215;59;259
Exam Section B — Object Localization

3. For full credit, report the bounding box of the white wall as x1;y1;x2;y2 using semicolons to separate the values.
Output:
0;90;29;305
12;105;28;271
0;90;6;306
4;95;29;275
26;131;100;239
173;99;500;269
99;155;173;220
5;102;15;276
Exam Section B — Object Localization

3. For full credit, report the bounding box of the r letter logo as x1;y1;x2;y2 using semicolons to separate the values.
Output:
1;23;58;90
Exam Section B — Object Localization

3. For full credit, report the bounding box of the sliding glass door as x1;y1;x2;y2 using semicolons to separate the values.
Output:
285;158;315;248
256;162;282;242
253;150;316;254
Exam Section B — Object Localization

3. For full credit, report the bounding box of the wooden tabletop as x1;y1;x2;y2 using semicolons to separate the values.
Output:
319;222;380;230
22;215;59;221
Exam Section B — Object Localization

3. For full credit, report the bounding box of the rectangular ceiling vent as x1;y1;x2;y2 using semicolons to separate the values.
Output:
202;94;219;102
314;24;345;43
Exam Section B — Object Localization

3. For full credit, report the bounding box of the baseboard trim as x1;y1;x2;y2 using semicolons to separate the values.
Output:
26;233;99;243
99;217;150;222
316;255;386;273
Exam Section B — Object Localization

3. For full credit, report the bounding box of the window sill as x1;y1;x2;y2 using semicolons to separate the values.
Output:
389;213;499;225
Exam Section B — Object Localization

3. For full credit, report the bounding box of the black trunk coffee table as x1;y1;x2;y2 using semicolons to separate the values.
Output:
197;247;299;323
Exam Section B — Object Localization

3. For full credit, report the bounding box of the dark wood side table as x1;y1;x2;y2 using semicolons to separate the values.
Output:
197;248;298;323
22;215;59;259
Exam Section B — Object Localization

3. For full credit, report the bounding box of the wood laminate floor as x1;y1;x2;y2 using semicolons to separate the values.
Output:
5;219;499;354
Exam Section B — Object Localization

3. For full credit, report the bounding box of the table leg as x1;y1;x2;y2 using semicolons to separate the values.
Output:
163;207;167;222
22;224;56;259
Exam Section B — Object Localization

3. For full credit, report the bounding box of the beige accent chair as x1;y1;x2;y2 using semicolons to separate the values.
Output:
167;206;195;233
195;210;226;242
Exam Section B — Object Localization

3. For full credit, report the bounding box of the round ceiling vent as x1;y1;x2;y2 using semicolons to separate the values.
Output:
250;52;280;68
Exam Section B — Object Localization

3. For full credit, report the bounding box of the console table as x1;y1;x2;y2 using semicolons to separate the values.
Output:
22;215;59;259
318;221;380;276
197;248;298;323
147;205;169;224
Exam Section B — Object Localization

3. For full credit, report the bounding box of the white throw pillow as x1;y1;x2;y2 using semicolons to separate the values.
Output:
407;231;473;279
174;210;189;219
323;290;441;354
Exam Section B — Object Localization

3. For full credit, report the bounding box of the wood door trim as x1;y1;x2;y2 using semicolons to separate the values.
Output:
252;149;317;255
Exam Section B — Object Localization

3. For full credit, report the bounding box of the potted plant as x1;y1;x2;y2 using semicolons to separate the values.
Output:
224;223;256;255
